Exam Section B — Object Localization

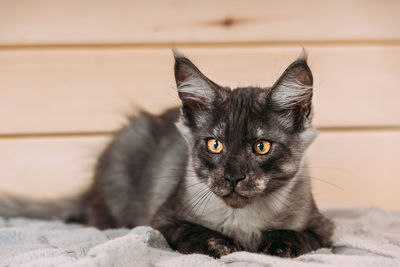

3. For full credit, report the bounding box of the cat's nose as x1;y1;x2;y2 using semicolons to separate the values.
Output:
224;175;246;188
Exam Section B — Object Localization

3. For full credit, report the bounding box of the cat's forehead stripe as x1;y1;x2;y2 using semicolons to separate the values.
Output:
256;127;264;137
212;124;225;137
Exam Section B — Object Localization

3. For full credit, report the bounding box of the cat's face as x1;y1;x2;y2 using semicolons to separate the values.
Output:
174;51;316;208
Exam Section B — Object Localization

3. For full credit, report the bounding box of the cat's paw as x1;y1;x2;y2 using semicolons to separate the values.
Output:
175;234;242;258
260;240;299;257
258;230;305;258
205;237;242;258
165;221;243;259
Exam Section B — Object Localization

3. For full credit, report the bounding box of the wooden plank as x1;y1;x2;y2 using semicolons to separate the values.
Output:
1;0;400;45
0;131;399;209
0;136;109;198
308;131;400;210
1;46;400;134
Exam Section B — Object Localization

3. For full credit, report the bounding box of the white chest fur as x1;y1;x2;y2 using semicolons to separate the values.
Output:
184;173;306;251
202;196;270;251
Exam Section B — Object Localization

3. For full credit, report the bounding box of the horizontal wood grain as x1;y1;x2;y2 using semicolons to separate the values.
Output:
1;46;400;134
0;131;399;209
1;0;400;46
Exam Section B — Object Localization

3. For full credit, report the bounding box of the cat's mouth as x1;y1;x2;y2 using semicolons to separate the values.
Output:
221;191;251;209
210;180;259;208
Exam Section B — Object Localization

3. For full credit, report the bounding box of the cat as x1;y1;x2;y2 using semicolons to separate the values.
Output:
0;50;334;258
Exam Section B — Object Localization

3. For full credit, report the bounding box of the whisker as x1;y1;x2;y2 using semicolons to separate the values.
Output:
268;192;296;215
276;187;309;203
299;166;357;179
297;175;344;190
181;186;209;214
272;186;336;222
183;189;211;217
200;191;214;217
185;182;205;189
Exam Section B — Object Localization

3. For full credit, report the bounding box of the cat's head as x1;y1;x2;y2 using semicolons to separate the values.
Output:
174;51;316;208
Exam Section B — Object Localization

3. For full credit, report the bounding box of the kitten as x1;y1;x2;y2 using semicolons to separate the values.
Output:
0;51;334;258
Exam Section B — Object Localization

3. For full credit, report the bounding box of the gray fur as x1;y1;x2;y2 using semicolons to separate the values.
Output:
0;192;86;221
0;51;333;258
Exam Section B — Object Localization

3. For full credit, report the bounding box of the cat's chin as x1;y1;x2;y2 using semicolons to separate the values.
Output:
222;192;251;209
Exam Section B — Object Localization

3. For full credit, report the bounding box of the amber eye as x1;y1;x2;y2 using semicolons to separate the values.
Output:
254;140;271;155
206;139;223;153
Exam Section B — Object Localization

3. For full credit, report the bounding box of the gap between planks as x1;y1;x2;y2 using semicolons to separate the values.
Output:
1;40;400;51
1;126;400;140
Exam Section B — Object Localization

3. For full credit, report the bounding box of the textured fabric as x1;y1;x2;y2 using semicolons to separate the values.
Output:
1;207;399;267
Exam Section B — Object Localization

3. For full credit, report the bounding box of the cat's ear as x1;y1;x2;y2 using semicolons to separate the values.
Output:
267;51;313;118
173;50;227;110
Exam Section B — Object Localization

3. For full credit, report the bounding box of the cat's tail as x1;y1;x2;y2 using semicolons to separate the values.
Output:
0;190;88;223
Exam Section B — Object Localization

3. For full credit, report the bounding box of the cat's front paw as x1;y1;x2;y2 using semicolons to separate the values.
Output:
260;240;298;257
205;237;242;258
258;230;306;258
177;236;242;258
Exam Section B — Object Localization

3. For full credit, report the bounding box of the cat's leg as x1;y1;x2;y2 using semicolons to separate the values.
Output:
159;220;243;258
258;213;334;257
257;229;327;257
86;189;117;229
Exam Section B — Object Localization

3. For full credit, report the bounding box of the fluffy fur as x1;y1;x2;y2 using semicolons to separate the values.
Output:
0;51;334;258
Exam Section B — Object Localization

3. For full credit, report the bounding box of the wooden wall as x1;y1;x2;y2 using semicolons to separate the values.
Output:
0;0;399;209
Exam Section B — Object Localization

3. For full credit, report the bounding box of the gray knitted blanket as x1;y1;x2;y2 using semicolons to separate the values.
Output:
1;207;399;267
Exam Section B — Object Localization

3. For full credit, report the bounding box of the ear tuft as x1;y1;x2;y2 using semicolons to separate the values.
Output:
297;47;308;63
173;49;197;88
173;50;225;109
268;52;313;112
172;48;184;59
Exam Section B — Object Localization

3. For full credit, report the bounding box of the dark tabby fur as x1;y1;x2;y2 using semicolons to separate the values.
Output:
0;51;334;258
